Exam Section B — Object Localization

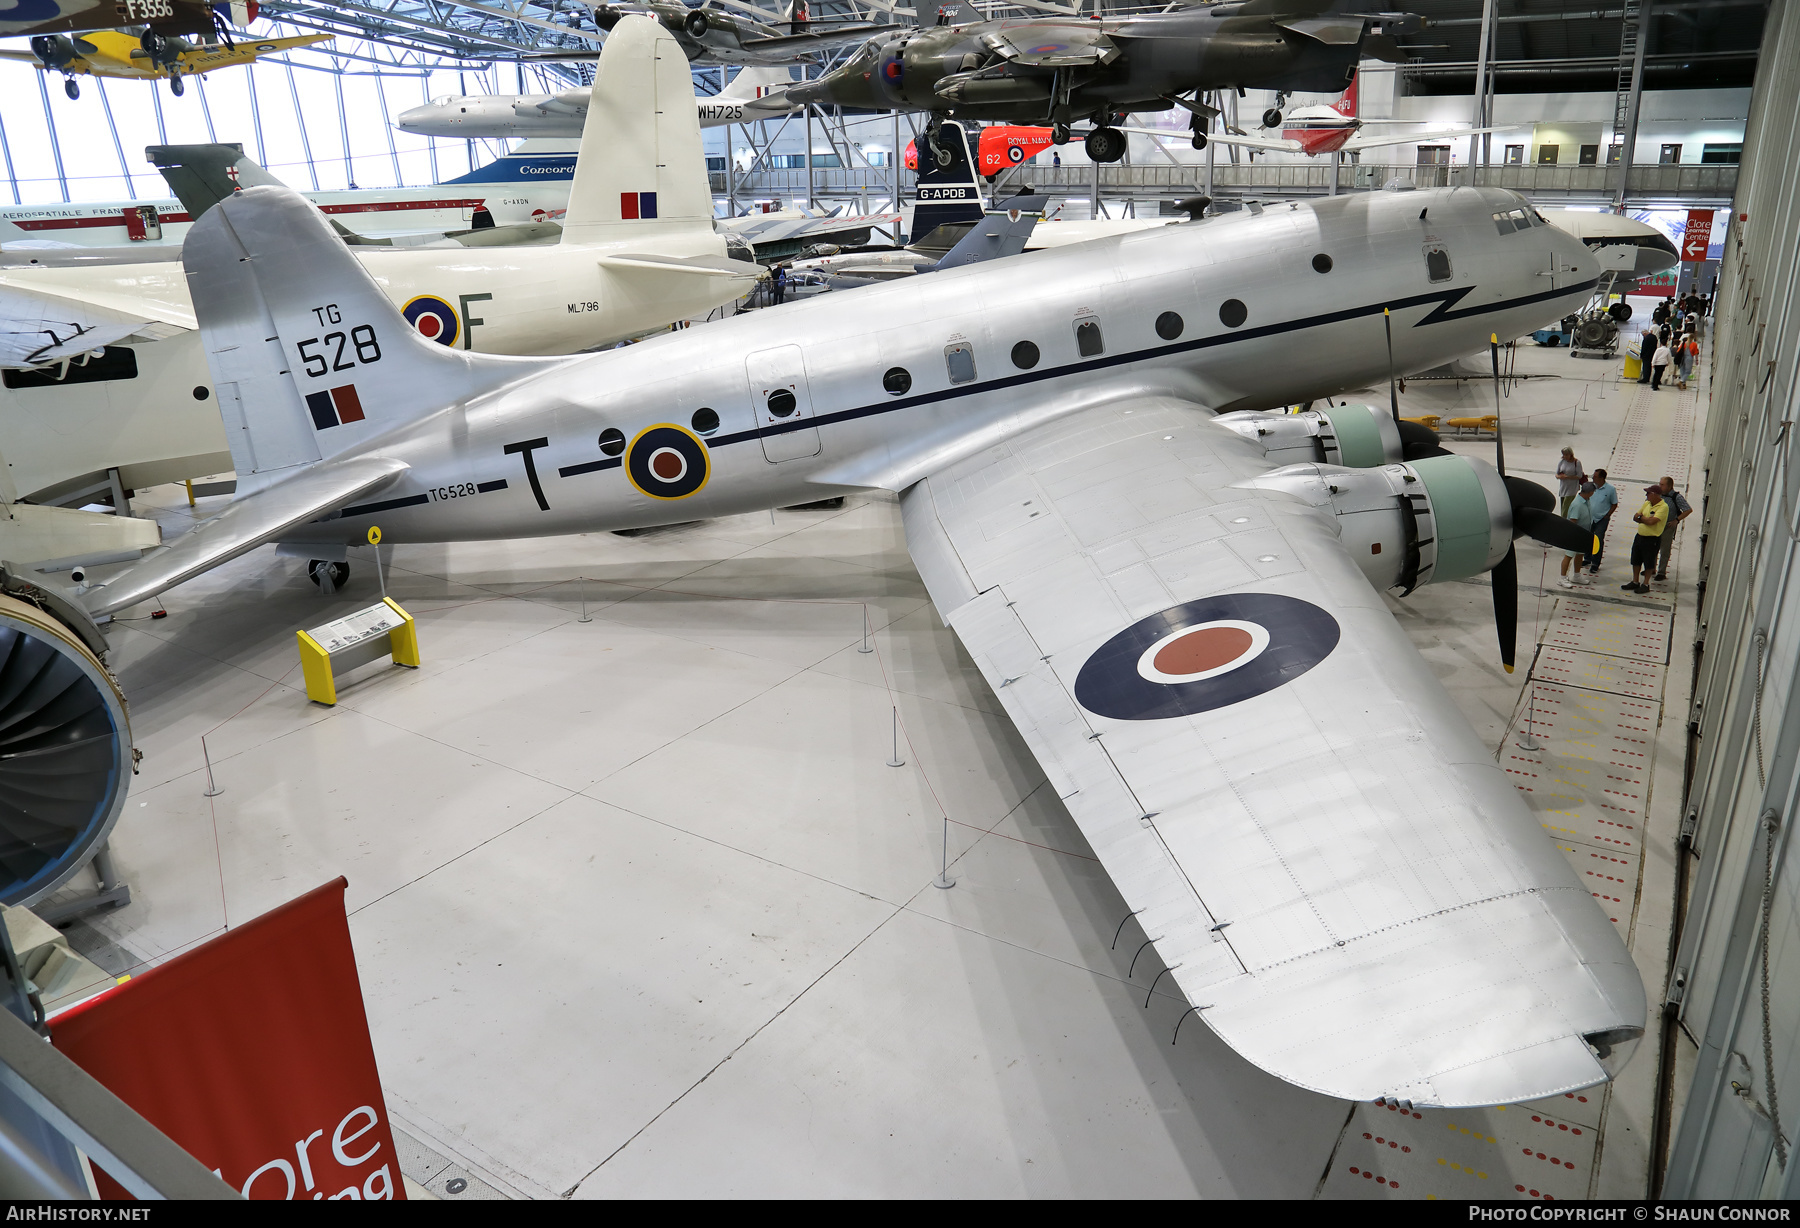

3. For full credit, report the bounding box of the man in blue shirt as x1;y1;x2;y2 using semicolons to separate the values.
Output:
1585;468;1620;576
1559;482;1597;588
1654;475;1694;582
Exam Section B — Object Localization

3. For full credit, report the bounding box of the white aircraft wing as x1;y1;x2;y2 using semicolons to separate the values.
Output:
1342;125;1513;153
1119;126;1301;155
84;455;409;618
900;396;1645;1107
0;282;190;368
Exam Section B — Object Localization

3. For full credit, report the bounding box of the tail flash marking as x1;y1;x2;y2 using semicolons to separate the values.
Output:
619;191;659;220
306;384;366;430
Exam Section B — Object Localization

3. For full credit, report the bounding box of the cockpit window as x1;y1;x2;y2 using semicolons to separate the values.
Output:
432;95;453;106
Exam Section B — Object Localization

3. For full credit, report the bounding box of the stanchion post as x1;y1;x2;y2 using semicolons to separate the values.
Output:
1516;685;1543;751
858;606;872;654
886;706;905;767
578;576;592;624
201;735;223;797
933;813;955;890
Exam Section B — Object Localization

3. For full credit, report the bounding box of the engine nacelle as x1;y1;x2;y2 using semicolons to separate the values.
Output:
1213;403;1403;469
1234;454;1512;592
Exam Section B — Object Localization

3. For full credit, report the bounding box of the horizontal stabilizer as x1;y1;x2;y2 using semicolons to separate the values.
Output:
597;253;766;280
83;455;408;618
1278;16;1367;44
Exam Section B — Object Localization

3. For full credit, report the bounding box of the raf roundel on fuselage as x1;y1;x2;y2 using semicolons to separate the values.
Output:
1074;594;1341;721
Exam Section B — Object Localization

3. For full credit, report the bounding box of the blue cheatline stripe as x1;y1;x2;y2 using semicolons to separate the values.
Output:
557;456;623;478
681;276;1599;453
339;275;1597;516
476;478;509;493
342;493;429;517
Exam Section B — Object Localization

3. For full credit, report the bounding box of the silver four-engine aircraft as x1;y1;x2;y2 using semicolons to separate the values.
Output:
85;144;1645;1105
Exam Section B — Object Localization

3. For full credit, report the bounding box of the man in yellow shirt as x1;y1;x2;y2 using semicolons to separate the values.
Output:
1623;485;1667;594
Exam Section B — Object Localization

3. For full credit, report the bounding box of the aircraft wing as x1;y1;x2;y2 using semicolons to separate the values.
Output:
175;33;332;70
0;282;190;368
84;455;409;619
738;23;897;52
982;20;1118;67
0;49;47;64
1119;125;1301;155
1342;125;1513;153
899;396;1645;1107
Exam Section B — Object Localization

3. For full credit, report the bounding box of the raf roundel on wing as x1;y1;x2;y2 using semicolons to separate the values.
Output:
1074;594;1341;721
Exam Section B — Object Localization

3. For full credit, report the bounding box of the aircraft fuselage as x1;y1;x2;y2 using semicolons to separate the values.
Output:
274;187;1596;554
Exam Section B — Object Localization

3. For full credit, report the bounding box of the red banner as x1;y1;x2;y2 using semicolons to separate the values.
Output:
1682;209;1715;262
51;879;404;1200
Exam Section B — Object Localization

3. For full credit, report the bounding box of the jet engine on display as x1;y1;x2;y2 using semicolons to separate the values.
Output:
69;168;1648;1109
0;573;132;909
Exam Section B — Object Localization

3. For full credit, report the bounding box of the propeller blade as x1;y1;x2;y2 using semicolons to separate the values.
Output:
1385;307;1399;427
1489;333;1505;478
1516;506;1595;554
1492;543;1517;674
1397;418;1451;460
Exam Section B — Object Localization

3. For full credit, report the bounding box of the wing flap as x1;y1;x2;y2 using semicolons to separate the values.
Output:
902;397;1645;1106
84;456;407;618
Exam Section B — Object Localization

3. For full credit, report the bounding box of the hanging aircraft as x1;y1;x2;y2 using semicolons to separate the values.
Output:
0;25;329;97
0;141;582;252
1167;78;1509;157
395;66;800;140
0;16;762;505
0;0;215;40
543;0;893;65
786;0;1424;163
75;170;1645;1109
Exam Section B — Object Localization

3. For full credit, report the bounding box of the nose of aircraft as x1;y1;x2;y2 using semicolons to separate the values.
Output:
395;104;431;131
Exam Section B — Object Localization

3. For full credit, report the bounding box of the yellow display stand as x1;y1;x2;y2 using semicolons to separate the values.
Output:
1623;354;1642;380
297;598;419;705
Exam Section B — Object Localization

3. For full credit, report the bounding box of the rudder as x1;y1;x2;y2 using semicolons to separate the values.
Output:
184;185;545;491
560;15;713;244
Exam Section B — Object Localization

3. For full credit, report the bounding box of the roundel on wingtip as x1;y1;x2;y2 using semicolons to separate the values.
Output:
1073;594;1340;721
625;424;710;501
401;295;460;348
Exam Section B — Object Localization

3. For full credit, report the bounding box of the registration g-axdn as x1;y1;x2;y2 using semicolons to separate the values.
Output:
91;180;1645;1108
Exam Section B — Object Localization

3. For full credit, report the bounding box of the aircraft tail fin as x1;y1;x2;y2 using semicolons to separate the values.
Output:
934;1;980;25
1332;76;1357;118
719;65;790;102
560;15;714;245
910;121;984;243
146;143;280;223
183;185;549;487
934;195;1046;271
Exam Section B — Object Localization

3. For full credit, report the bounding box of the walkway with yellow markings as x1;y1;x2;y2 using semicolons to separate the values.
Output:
1321;316;1707;1201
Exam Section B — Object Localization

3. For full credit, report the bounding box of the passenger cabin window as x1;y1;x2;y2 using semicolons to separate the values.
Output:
3;347;139;389
1074;316;1103;357
766;388;798;417
883;366;912;395
944;343;976;384
1424;245;1452;283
